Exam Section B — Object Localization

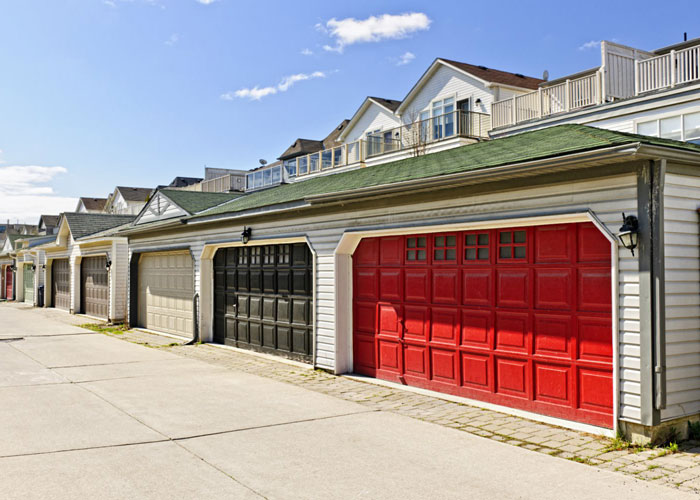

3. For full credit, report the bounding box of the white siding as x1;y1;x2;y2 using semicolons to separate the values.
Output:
662;172;700;421
128;173;642;423
401;64;493;121
343;103;402;143
110;240;129;322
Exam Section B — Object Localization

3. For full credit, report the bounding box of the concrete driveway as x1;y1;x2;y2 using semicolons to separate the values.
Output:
0;303;694;499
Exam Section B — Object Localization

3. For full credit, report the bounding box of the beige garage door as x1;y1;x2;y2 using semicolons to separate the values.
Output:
138;251;193;338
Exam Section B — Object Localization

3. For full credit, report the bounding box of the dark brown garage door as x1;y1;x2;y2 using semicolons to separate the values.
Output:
214;243;313;362
81;256;109;319
52;259;70;310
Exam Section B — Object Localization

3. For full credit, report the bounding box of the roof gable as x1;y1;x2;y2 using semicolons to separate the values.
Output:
134;189;244;226
396;58;544;114
339;97;402;142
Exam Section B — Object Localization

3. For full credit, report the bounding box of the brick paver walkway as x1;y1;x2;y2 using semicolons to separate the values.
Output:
105;327;700;494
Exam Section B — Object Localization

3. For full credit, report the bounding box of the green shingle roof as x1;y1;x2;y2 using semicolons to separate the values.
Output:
160;189;244;214
194;124;700;219
63;213;136;239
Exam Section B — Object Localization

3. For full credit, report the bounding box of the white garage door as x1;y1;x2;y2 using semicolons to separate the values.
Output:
138;251;193;338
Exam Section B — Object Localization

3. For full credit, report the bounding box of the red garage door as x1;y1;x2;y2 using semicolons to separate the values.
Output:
4;265;12;300
353;222;613;428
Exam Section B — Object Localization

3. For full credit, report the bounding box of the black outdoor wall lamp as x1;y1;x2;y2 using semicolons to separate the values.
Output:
618;213;639;256
241;226;252;245
31;264;36;271
105;259;112;271
10;264;16;271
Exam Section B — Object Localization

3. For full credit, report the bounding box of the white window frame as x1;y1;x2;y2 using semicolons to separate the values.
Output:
634;106;700;142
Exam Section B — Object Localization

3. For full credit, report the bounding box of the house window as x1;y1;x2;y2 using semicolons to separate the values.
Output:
660;116;682;141
284;159;297;177
685;112;700;144
637;110;700;144
431;97;455;139
366;129;382;156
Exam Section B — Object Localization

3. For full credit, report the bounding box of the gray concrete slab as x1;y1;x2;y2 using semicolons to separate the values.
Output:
0;383;164;457
0;441;261;500
10;333;177;368
180;411;696;500
0;342;67;387
0;302;89;337
82;370;369;439
54;357;227;383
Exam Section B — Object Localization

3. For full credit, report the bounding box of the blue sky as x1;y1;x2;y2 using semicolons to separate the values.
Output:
1;0;698;222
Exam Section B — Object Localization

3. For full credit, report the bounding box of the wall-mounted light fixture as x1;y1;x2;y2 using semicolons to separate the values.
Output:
105;259;112;271
475;98;482;106
10;264;16;272
618;213;639;256
40;264;46;270
31;264;36;271
241;226;252;245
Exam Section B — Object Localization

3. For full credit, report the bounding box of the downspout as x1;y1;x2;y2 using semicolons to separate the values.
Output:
637;159;667;427
651;160;667;411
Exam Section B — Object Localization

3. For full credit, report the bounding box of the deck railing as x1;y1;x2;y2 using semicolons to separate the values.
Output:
246;139;366;190
637;44;700;93
493;41;700;129
492;72;601;128
365;110;491;158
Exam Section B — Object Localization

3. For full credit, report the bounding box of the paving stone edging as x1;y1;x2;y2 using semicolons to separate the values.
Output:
109;329;700;493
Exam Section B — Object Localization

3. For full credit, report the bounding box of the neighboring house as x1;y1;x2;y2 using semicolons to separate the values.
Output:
119;124;700;443
34;212;135;321
12;235;57;306
104;186;152;215
75;197;108;213
38;215;60;235
491;38;700;143
0;234;22;300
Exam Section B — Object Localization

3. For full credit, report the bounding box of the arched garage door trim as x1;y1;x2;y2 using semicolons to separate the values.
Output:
200;236;317;366
334;211;619;435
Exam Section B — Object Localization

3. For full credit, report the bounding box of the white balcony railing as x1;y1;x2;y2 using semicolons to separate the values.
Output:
637;44;700;93
492;72;601;128
493;40;700;129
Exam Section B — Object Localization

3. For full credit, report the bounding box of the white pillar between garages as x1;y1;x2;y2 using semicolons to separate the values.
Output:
198;253;214;343
16;263;24;302
70;256;81;314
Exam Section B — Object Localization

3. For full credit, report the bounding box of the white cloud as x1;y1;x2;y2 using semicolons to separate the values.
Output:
0;166;76;223
223;71;327;101
396;51;415;66
579;40;600;51
196;0;218;4
301;48;313;56
165;33;179;46
320;12;431;53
